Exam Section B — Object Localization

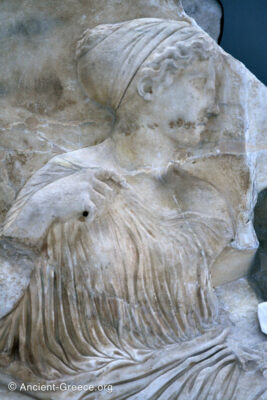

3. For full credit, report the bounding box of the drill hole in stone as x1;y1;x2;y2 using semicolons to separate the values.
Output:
83;211;89;217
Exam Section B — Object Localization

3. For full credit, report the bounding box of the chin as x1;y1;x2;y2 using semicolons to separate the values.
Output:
168;129;202;147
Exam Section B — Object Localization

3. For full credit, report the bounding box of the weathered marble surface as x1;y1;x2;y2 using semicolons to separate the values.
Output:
0;0;221;227
182;0;222;41
0;384;31;400
250;188;267;301
0;1;266;399
258;303;267;335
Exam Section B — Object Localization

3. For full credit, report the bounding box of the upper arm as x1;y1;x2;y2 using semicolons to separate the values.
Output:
2;155;80;238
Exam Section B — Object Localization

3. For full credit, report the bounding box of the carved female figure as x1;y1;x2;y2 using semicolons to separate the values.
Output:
0;17;266;400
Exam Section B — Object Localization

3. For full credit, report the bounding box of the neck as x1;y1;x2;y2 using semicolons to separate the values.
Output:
111;124;177;171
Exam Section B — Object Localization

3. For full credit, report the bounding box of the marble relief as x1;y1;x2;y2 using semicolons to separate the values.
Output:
0;1;266;399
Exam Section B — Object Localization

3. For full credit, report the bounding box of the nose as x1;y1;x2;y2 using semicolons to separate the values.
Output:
205;64;220;118
206;103;220;118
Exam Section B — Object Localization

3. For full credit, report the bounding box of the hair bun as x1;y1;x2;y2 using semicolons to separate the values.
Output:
76;23;123;60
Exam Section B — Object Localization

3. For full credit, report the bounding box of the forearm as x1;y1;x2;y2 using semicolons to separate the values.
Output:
2;188;59;244
2;164;125;245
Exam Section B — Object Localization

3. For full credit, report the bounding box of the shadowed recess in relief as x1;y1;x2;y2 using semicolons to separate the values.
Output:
217;0;224;44
0;16;60;39
249;189;267;301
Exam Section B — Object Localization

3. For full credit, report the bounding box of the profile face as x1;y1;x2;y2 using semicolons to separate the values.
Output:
147;58;219;147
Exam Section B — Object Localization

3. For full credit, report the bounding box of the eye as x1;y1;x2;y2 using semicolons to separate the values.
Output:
83;211;89;217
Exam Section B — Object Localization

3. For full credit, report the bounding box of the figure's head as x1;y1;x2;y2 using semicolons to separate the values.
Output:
76;18;221;146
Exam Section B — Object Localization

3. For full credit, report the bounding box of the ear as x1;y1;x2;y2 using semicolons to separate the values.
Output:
137;76;154;101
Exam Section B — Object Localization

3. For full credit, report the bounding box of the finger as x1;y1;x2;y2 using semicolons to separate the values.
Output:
95;170;127;188
90;188;106;209
93;169;109;181
92;177;113;197
107;171;127;186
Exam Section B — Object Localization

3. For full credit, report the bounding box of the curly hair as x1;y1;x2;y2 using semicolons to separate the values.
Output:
137;31;216;100
75;18;217;110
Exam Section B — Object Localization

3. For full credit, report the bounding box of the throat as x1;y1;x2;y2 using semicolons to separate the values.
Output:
112;127;177;170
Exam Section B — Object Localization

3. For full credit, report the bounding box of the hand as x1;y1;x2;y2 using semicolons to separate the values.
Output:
62;167;127;221
3;167;127;244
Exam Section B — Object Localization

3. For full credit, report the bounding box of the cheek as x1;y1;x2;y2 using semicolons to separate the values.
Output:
162;92;207;132
161;89;207;146
154;78;211;146
165;121;202;146
183;89;209;122
159;84;207;124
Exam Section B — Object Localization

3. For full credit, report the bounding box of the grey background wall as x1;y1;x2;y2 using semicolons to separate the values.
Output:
220;0;267;86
